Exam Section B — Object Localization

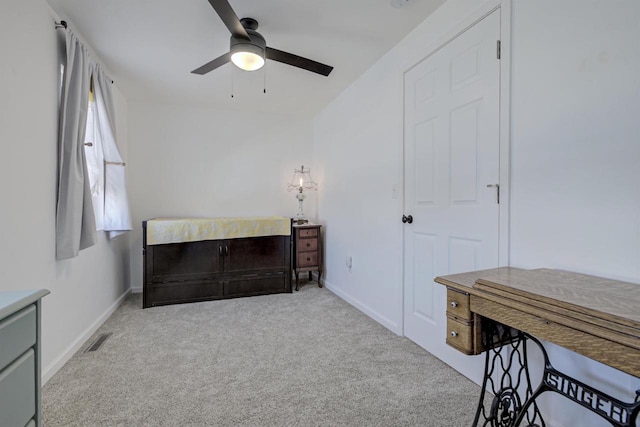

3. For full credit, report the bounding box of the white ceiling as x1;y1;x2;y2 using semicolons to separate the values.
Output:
47;0;446;116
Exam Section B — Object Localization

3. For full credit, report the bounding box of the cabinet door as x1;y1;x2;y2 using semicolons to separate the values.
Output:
224;236;286;272
148;240;223;283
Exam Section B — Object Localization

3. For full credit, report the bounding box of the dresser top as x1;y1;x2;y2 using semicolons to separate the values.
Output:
0;289;49;319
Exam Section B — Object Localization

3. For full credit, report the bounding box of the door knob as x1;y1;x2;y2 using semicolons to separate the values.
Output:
402;215;413;224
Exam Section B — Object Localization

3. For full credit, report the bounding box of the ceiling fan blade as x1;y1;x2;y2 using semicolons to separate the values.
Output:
206;0;250;41
266;47;333;77
191;52;231;75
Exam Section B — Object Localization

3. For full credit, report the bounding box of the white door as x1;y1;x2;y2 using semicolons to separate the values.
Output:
403;10;501;382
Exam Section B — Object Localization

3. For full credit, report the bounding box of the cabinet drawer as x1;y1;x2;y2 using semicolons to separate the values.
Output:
297;252;318;267
225;274;287;297
0;305;36;370
148;280;223;307
298;228;318;238
447;288;471;321
298;238;318;252
0;349;35;427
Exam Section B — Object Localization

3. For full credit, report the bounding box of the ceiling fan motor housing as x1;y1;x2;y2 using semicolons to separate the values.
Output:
230;29;266;59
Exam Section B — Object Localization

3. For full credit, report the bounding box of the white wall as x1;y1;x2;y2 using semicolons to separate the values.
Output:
313;0;640;425
314;0;495;332
0;0;131;382
510;1;640;425
127;102;315;290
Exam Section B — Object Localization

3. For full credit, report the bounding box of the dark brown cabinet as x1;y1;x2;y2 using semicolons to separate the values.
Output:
292;224;323;291
143;222;291;308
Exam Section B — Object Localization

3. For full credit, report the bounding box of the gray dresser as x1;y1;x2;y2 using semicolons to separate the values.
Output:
0;289;49;427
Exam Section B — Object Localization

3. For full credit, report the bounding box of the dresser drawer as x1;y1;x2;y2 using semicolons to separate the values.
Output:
297;251;318;267
298;238;318;252
447;288;471;321
0;349;36;427
0;304;36;370
298;228;318;238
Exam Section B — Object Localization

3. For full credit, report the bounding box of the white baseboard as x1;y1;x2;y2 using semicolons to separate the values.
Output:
323;278;401;335
130;286;142;294
42;288;131;385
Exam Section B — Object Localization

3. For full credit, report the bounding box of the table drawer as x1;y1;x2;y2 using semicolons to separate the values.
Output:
0;349;35;427
446;317;475;355
447;288;471;321
297;251;318;267
0;304;36;370
298;228;318;238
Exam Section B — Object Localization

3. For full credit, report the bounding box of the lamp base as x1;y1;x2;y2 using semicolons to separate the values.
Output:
293;219;309;225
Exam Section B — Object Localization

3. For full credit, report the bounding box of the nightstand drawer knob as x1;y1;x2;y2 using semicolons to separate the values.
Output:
307;257;311;261
450;301;458;308
450;331;458;337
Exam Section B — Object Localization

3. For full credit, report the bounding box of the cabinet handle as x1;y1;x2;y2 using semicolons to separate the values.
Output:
225;246;229;256
450;331;458;337
219;246;223;256
450;301;458;308
307;257;311;261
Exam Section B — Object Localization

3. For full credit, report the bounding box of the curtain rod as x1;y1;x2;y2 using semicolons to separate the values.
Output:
53;20;115;84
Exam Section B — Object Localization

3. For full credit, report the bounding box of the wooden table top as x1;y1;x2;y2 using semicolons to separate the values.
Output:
475;268;640;333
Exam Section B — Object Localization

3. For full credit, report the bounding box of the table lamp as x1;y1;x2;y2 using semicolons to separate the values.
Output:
287;165;318;224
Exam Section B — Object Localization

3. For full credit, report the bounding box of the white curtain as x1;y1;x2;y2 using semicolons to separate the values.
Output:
92;64;132;238
56;31;96;259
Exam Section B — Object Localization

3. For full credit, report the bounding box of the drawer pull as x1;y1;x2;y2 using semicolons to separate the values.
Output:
307;257;311;261
450;331;458;337
306;242;311;247
450;301;458;308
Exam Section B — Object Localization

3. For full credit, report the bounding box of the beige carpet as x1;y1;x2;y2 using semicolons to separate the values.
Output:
43;285;482;426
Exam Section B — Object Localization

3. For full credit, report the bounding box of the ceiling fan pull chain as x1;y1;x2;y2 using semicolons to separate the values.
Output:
263;63;267;94
231;66;235;98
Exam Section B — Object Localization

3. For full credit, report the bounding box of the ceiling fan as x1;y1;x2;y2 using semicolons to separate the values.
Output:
191;0;334;77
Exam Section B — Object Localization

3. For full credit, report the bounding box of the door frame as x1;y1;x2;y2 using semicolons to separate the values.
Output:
397;0;512;337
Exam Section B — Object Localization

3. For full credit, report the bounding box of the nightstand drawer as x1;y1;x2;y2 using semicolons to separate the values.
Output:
298;238;318;252
298;229;318;238
447;288;471;321
297;251;318;267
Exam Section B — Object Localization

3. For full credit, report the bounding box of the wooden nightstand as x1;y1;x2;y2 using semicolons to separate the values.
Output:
292;224;322;291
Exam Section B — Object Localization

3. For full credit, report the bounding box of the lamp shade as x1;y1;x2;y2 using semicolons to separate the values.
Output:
287;165;318;192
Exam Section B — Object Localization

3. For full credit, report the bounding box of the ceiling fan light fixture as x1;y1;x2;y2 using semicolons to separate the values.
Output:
230;31;266;71
231;48;265;71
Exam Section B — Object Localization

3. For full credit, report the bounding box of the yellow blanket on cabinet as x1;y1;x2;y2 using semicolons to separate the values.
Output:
146;216;291;245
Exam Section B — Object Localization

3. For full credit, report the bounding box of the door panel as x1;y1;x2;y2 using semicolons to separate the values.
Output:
403;9;501;383
225;236;286;272
149;240;222;283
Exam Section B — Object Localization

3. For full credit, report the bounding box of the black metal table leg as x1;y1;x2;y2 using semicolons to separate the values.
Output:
471;321;544;427
471;322;640;427
513;334;640;427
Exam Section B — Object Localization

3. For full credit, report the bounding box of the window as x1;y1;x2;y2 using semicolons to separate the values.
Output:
84;88;104;230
